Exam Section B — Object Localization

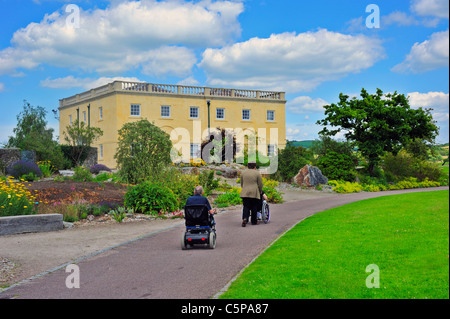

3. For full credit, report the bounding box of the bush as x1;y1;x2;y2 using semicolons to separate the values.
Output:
150;167;199;208
198;170;220;196
72;166;94;182
262;178;284;203
7;160;42;179
90;164;111;174
124;182;178;215
382;150;446;182
0;178;36;216
215;187;242;207
316;151;357;181
276;142;313;182
115;120;172;184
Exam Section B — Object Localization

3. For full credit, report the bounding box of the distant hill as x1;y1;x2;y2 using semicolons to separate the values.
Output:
288;140;316;148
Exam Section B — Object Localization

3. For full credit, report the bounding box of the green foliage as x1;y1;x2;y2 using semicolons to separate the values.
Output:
317;88;439;176
329;177;444;194
382;150;446;183
215;187;242;207
262;178;284;203
316;151;356;181
109;206;133;223
198;170;220;196
62;120;103;167
124;182;178;215
150;167;199;209
72;166;94;182
6;101;71;170
275;141;313;182
114;120;172;184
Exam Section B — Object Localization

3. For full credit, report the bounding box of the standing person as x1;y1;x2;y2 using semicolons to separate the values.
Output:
240;162;263;227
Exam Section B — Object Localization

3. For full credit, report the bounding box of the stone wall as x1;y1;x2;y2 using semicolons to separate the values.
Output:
0;149;37;174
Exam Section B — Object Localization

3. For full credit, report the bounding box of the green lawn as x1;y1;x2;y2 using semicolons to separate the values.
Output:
442;165;449;175
220;190;449;299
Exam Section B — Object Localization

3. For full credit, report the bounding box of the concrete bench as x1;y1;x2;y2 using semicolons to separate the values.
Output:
0;214;64;236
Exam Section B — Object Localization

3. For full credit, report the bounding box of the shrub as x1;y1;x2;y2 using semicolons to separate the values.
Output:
262;178;284;203
316;151;357;181
0;177;36;216
215;187;242;207
72;166;94;182
382;150;446;182
90;164;111;174
150;167;199;208
37;161;56;178
7;160;42;180
115;120;172;184
198;170;220;196
275;142;313;182
124;182;178;215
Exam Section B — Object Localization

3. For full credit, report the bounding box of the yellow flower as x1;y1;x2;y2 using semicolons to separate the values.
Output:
24;206;27;208
9;203;12;205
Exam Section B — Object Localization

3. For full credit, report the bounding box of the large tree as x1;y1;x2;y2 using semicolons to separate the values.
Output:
316;88;439;175
7;100;68;169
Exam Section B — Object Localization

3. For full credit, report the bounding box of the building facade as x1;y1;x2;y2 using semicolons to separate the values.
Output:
59;81;286;169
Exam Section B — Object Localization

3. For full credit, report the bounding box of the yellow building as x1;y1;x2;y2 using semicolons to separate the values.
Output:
59;81;286;169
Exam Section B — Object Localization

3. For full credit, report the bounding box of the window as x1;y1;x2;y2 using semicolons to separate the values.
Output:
130;104;140;116
99;144;103;159
161;105;171;118
190;107;199;119
267;144;276;156
190;143;200;159
99;107;103;120
216;108;225;119
83;111;86;122
267;110;275;121
242;109;251;120
69;115;72;125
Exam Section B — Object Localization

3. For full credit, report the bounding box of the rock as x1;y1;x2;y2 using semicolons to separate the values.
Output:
63;221;74;229
59;170;75;177
220;167;238;178
294;165;328;187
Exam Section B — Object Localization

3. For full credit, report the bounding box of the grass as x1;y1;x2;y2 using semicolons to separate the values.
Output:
220;190;449;299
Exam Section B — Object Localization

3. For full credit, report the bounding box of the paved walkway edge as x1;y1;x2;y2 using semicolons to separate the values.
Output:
0;222;183;295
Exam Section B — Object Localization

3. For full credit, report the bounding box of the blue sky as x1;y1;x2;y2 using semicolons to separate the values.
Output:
0;0;448;145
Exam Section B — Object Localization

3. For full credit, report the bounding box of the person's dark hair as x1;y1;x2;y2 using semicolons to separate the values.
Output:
248;162;257;169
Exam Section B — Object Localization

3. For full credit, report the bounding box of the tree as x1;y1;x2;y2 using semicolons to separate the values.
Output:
114;119;172;184
275;141;313;182
200;127;238;164
62;120;103;167
7;100;69;169
316;88;439;176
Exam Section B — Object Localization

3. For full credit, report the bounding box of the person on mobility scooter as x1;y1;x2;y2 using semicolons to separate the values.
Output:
181;186;217;250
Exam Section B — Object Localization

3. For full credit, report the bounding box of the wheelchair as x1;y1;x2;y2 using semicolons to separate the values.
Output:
181;204;216;250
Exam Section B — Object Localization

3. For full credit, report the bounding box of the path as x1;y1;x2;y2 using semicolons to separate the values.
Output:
0;187;447;299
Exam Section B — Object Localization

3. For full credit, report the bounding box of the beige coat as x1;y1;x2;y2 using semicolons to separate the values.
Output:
240;169;263;199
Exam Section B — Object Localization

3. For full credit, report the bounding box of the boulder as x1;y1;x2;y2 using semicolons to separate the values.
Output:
294;165;328;187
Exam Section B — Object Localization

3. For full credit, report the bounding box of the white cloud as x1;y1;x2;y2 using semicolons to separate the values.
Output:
392;29;449;73
40;76;143;89
408;91;449;142
0;0;243;76
410;0;449;19
287;96;329;114
199;29;385;93
382;11;420;26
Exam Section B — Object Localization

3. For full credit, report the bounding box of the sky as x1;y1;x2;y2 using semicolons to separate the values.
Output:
0;0;448;146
